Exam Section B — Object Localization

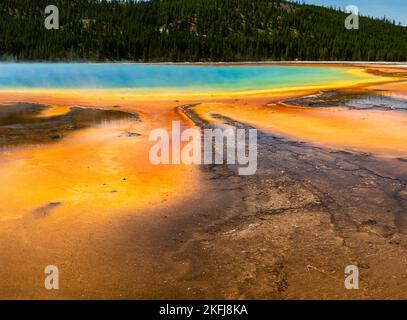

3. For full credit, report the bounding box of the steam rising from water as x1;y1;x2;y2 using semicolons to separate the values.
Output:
0;63;358;91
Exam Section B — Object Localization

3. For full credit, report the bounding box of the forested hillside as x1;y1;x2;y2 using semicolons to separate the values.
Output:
1;0;407;61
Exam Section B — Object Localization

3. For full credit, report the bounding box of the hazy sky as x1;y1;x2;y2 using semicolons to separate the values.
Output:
301;0;407;25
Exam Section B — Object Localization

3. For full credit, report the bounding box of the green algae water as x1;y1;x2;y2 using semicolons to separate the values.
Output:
0;63;361;92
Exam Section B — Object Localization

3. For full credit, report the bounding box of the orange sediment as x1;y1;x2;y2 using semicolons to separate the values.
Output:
0;98;199;222
194;102;407;157
0;66;405;222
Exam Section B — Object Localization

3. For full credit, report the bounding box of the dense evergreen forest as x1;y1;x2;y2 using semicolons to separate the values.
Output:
1;0;407;62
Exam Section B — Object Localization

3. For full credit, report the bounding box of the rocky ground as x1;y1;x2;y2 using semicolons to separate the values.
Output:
172;105;407;299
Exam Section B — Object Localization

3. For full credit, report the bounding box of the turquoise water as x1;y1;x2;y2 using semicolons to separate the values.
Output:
0;63;356;91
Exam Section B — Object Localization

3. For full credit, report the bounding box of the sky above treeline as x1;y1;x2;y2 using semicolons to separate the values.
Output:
121;1;407;26
301;0;407;25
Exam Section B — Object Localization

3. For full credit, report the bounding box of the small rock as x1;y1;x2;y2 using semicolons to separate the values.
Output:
362;219;377;226
398;190;407;200
389;234;402;245
126;132;141;137
119;131;141;138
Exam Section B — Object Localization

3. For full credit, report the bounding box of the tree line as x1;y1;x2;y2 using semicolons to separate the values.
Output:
1;0;407;62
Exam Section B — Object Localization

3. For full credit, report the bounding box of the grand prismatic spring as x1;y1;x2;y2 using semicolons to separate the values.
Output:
0;63;407;299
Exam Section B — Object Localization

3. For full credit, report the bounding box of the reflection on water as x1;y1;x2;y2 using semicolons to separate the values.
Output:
0;103;48;125
286;90;407;111
0;103;138;148
343;92;407;111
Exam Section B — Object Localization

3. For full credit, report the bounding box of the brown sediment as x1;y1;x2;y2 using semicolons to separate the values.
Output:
0;64;407;299
169;105;407;299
